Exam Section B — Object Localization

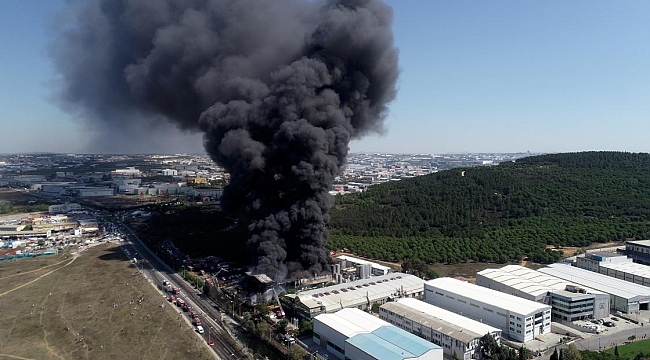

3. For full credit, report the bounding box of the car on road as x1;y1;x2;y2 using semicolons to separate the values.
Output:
208;339;214;347
196;325;204;334
612;317;619;321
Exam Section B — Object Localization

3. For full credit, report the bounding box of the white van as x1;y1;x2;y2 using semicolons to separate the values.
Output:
196;325;204;334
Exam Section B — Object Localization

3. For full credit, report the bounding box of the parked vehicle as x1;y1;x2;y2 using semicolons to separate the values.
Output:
196;325;204;334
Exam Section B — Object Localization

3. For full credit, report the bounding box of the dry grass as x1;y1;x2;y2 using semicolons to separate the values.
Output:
0;244;213;360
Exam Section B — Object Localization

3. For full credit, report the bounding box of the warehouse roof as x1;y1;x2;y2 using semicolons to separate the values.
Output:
315;308;387;337
627;240;650;247
347;333;417;360
495;265;606;295
477;268;552;297
598;262;650;279
373;326;440;355
336;255;392;271
296;272;425;312
382;299;500;343
539;264;650;301
426;277;551;315
346;326;440;360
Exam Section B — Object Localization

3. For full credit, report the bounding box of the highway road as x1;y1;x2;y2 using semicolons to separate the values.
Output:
112;217;249;360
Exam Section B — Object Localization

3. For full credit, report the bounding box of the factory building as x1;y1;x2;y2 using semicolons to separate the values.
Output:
72;187;114;197
48;203;82;214
335;255;393;279
380;298;501;360
424;278;551;343
539;263;650;313
624;240;650;264
477;266;610;321
313;308;443;360
595;262;650;287
282;272;425;320
575;251;630;272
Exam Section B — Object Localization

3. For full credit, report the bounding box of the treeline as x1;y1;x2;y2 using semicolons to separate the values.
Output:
329;152;650;264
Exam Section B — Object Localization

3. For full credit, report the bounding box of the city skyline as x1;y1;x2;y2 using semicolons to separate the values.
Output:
1;1;649;154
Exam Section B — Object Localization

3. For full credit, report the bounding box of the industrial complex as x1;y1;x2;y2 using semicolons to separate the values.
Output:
313;308;443;360
380;298;501;360
423;277;552;343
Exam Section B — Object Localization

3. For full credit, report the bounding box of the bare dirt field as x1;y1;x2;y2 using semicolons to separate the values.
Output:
0;244;213;360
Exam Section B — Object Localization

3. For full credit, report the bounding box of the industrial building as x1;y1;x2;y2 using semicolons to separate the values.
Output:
624;240;650;264
594;262;650;287
334;255;393;282
575;252;630;272
313;308;443;360
477;266;610;321
380;298;501;360
48;203;82;214
424;277;551;343
539;263;650;313
282;272;425;320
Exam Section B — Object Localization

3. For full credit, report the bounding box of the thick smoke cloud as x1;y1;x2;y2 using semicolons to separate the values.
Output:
53;0;399;280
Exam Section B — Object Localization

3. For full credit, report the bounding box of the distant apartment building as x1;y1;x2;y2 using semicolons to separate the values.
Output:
111;167;142;178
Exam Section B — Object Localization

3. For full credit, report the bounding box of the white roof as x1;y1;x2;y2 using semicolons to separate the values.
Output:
491;265;606;295
627;240;650;247
539;264;650;301
337;255;392;271
426;277;550;315
298;273;425;312
396;298;501;336
477;268;552;297
596;262;650;279
315;308;388;337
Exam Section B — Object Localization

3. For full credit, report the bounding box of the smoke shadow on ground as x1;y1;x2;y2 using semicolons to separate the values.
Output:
96;245;129;262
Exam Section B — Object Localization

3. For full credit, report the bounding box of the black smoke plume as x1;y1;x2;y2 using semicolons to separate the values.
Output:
53;0;399;280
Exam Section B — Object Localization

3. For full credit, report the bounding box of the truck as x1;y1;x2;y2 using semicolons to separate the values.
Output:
176;298;185;307
193;318;202;326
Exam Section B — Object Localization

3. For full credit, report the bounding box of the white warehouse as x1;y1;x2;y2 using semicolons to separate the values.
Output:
285;272;425;320
540;263;650;313
313;308;443;360
477;266;610;321
424;278;551;343
380;298;501;360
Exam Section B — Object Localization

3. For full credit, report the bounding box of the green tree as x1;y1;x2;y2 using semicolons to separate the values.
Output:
614;345;619;357
562;344;581;360
371;302;380;313
550;348;559;360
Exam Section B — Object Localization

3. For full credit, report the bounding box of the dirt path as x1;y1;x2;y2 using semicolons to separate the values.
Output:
0;354;39;360
39;285;66;360
0;258;71;281
0;256;77;299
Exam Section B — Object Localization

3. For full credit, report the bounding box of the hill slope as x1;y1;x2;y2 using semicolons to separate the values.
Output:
329;152;650;264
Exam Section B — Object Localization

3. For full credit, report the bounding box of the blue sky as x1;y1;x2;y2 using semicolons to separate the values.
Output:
0;0;648;154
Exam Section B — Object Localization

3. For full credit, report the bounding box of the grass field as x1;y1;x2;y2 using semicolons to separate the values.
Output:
603;338;650;358
0;243;214;360
0;189;50;214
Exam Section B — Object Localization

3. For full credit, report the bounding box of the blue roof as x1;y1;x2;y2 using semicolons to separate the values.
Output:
373;326;441;356
346;333;417;360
